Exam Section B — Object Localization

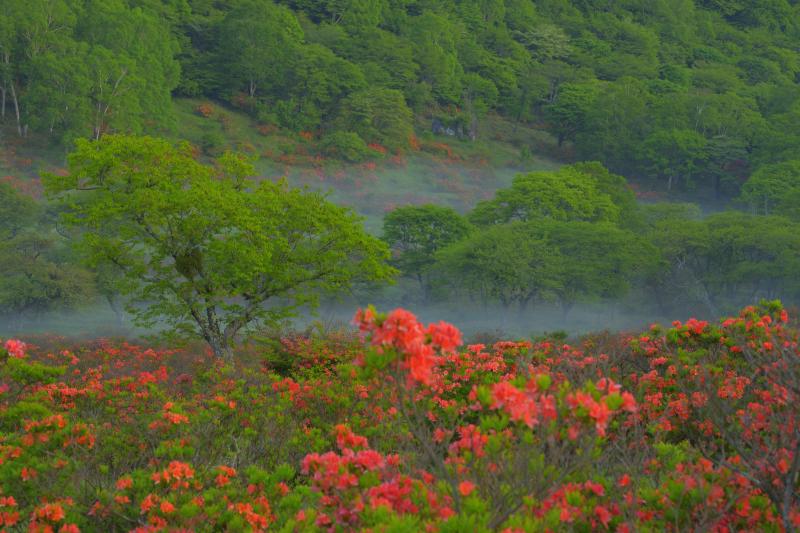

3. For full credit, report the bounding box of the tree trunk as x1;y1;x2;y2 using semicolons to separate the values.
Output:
1;84;5;119
106;294;126;329
519;294;533;315
560;300;574;322
208;334;234;361
469;112;478;141
9;79;22;136
417;273;429;303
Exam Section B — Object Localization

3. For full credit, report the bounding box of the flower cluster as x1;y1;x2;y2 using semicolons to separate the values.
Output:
1;304;799;530
354;307;462;385
301;425;453;529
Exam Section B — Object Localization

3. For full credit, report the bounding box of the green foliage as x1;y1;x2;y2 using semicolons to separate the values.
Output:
739;160;800;217
336;88;413;149
468;163;627;227
640;129;708;190
646;211;800;315
0;0;179;142
216;0;303;102
3;356;65;386
434;222;560;311
543;81;598;146
435;219;651;314
0;182;38;241
2;0;800;189
0;183;95;323
44;135;395;358
382;205;471;296
319;131;370;162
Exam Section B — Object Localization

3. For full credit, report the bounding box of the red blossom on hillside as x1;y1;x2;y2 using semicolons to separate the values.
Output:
4;339;26;358
354;307;463;385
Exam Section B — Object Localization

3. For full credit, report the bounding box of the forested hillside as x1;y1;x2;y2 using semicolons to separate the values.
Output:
3;0;800;198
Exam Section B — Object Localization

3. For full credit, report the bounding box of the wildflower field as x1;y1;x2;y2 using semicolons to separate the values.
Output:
1;302;798;532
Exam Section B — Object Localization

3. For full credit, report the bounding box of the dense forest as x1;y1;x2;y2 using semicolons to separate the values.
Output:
3;0;800;196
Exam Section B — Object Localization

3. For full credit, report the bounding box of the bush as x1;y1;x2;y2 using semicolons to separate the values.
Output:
320;131;371;162
198;130;226;156
195;103;214;118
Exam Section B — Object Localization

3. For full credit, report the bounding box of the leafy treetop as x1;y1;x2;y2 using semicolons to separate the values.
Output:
45;134;395;359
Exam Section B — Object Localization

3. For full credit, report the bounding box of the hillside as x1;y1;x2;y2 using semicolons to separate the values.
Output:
3;0;800;202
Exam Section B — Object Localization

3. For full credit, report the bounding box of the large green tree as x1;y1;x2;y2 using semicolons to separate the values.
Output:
739;160;800;216
434;222;561;312
0;182;95;327
531;220;653;317
216;0;302;102
382;204;471;298
336;87;413;149
45;135;395;359
468;163;628;227
435;219;650;316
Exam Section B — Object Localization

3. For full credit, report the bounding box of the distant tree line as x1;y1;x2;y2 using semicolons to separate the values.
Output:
383;163;800;318
2;136;800;338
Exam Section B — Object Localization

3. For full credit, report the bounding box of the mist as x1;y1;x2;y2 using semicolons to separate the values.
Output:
0;290;724;350
267;153;559;233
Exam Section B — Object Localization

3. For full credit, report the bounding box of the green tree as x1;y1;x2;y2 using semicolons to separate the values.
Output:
543;80;598;146
276;43;366;131
516;24;573;62
76;0;180;138
468;163;623;226
704;212;800;308
406;11;464;103
647;212;800;315
639;129;707;191
532;220;653;318
0;183;95;327
739;160;800;216
335;87;412;149
24;43;92;143
216;0;303;102
319;130;370;162
640;201;702;228
434;222;561;312
576;77;653;174
461;72;499;140
0;232;95;328
382;205;471;298
0;0;78;136
45;135;395;359
435;219;649;317
0;182;38;240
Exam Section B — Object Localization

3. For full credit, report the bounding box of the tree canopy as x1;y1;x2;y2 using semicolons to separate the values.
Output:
382;204;471;298
44;135;395;358
468;163;634;227
2;0;800;200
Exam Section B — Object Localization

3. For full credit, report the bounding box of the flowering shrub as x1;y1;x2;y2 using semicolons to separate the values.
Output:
195;103;214;118
0;302;798;530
